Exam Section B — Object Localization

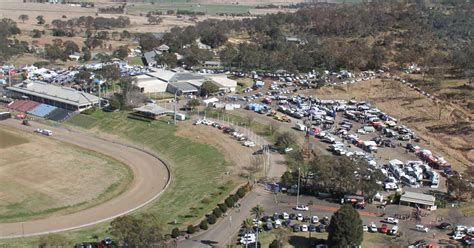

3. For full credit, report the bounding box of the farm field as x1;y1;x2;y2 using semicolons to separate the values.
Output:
65;111;236;231
0;126;132;223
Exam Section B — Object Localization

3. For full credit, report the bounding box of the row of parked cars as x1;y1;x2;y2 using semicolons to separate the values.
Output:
193;118;257;147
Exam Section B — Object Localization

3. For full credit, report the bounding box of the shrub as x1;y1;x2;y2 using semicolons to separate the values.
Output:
225;197;235;208
200;220;209;230
219;203;228;213
171;227;180;238
231;194;239;203
213;208;222;218
236;187;246;198
187;225;196;234
207;213;217;224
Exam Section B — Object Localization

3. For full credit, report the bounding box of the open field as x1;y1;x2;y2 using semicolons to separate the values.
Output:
66;110;235;232
301;79;473;172
0;126;132;223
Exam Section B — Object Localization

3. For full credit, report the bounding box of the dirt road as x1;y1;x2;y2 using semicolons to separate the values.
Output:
0;119;170;239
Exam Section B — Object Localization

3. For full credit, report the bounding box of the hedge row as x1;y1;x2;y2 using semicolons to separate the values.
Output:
169;183;251;238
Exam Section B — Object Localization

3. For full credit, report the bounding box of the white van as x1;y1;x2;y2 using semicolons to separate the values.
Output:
415;224;429;232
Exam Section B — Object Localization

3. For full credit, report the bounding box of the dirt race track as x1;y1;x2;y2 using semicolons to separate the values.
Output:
0;119;170;239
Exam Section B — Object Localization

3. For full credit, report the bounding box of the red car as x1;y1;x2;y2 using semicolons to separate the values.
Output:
379;224;389;233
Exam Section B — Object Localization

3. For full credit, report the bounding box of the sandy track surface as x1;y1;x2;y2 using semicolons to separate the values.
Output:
0;119;170;239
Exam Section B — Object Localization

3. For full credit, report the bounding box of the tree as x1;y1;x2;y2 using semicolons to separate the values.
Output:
18;14;29;23
327;204;363;247
148;15;163;25
200;81;219;97
109;214;165;246
187;98;200;111
213;207;222;218
36;15;45;25
113;45;129;60
275;132;296;148
269;239;282;248
207;213;217;224
155;53;178;68
119;76;145;108
219;44;238;69
38;233;71;248
251;205;265;219
219;203;228;213
31;29;42;38
96;65;121;82
82;47;91;61
63;40;79;55
171;227;180;238
200;220;209;230
241;218;253;234
187;225;196;234
446;175;471;201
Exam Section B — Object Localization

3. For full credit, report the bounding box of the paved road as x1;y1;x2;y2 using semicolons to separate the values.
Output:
0;119;170;239
179;120;287;248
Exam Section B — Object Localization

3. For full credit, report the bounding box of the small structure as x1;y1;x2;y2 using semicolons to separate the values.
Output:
399;191;436;210
133;104;173;119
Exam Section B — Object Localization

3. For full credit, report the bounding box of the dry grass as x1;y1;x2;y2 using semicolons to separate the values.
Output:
0;126;132;222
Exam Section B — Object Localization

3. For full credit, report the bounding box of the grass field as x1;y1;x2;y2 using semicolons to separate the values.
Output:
66;111;234;230
0;126;132;223
128;3;254;15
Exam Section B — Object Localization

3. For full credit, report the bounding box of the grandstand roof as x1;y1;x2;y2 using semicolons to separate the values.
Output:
8;80;100;107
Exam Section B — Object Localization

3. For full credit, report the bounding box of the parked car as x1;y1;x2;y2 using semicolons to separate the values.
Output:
311;216;319;224
282;212;289;220
295;205;309;211
384;217;399;224
297;213;304;221
301;225;308;232
437;222;452;230
465;237;474;245
389;226;399;236
451;232;465;240
308;224;317;232
408;240;427;248
369;222;378;232
379;224;389;233
415;224;429;232
293;224;300;232
362;225;369;232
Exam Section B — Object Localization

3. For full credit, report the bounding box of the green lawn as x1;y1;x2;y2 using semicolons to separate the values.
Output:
0;110;235;246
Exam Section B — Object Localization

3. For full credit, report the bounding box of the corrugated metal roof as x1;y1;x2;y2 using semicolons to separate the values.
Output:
8;80;99;106
400;191;435;206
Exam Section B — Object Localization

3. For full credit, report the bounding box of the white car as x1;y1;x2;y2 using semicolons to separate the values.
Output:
297;213;304;221
415;224;429;232
311;216;319;224
451;232;465;240
362;225;369;232
390;225;399;235
369;222;377;232
275;219;282;228
295;205;309;211
282;212;289;220
300;225;308;232
384;217;399;224
455;225;467;232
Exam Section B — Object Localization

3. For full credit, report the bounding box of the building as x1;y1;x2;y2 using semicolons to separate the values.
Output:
207;75;237;92
399;191;436;210
167;82;198;95
7;80;100;111
133;104;173;119
136;74;168;93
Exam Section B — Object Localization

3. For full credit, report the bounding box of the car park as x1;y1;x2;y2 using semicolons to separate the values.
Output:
451;232;465;240
311;216;319;223
293;224;300;232
282;212;289;220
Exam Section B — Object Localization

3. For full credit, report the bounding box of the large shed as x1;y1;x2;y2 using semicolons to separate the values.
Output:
399;191;436;210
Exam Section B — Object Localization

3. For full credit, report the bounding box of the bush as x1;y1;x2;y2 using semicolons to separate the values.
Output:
213;208;222;218
219;203;228;213
200;220;209;230
236;187;246;198
187;225;196;234
225;197;235;208
230;194;239;203
171;227;180;238
207;213;217;224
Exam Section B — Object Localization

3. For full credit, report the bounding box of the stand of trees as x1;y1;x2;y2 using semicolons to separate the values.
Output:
327;204;363;247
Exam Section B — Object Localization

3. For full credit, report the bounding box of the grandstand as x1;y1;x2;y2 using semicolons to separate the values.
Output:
7;100;40;113
46;108;75;122
28;104;57;117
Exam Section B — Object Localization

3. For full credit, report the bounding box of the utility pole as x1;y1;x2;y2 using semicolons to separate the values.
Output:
297;167;301;207
173;91;177;124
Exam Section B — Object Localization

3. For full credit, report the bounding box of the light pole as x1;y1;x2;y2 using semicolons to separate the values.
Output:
297;167;301;207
